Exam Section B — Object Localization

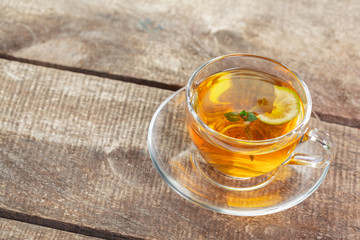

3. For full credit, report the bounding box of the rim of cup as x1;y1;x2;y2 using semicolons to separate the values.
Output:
185;53;313;145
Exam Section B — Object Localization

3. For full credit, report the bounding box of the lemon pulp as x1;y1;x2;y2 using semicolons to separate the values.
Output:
257;86;301;125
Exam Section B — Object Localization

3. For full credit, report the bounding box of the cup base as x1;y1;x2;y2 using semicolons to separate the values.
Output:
192;155;277;191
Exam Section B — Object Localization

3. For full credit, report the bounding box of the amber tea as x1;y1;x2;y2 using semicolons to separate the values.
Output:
187;69;304;178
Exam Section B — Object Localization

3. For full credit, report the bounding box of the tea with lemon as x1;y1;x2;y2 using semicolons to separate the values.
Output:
187;69;304;178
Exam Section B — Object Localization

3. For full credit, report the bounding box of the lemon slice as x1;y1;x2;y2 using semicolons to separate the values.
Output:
257;86;300;125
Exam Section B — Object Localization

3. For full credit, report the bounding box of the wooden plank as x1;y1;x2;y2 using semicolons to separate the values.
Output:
0;218;101;240
0;59;359;239
0;0;359;126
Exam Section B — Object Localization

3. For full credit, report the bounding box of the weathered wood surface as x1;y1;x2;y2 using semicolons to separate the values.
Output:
0;0;359;127
0;218;101;240
0;59;358;239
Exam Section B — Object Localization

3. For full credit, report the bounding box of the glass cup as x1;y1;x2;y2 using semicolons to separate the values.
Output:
185;54;335;189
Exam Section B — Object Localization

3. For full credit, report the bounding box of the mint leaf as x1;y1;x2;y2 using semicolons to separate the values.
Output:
250;155;254;161
224;112;242;122
224;110;257;123
246;112;257;122
239;110;247;118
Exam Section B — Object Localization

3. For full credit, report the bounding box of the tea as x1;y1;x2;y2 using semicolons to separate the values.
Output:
187;69;304;178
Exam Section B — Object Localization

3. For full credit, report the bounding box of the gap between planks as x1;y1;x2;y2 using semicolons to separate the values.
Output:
0;53;181;92
0;53;358;130
0;208;145;240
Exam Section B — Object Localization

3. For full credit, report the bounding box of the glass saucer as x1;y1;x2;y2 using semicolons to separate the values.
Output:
147;87;330;216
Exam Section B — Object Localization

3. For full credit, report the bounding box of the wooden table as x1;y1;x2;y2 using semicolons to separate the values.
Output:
0;1;359;239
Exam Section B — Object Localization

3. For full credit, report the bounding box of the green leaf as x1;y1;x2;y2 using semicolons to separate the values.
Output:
224;112;241;122
224;110;257;123
246;112;258;122
239;110;247;118
250;155;254;161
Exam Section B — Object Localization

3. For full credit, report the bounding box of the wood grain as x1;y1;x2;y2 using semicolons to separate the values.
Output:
0;59;358;239
0;218;101;240
0;0;359;127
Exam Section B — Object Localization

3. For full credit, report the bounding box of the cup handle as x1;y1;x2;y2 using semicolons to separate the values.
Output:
287;128;335;167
